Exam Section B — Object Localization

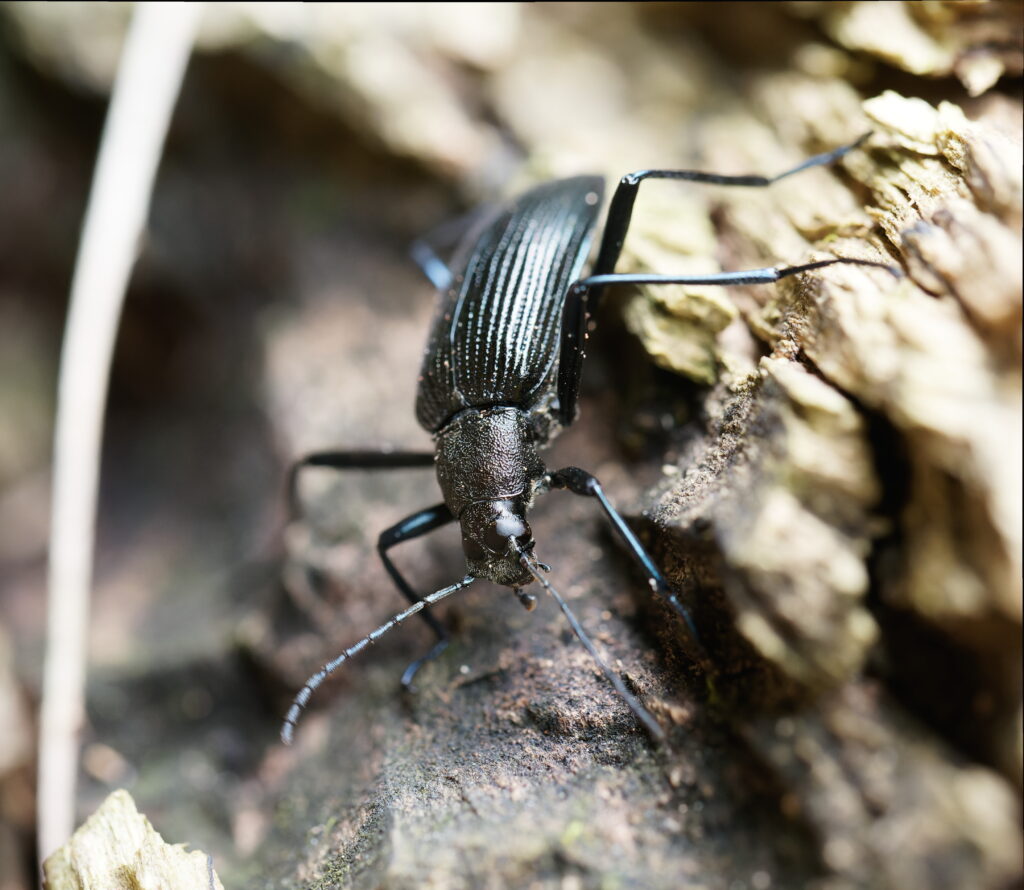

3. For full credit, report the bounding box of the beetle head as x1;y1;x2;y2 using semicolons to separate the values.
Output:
460;497;535;586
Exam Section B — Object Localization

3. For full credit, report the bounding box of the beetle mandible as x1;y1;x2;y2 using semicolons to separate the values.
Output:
281;133;894;744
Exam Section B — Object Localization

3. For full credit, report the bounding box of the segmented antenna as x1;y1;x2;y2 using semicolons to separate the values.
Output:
517;548;666;743
281;574;475;745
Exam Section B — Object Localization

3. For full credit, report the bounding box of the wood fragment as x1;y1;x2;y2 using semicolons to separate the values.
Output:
42;790;224;890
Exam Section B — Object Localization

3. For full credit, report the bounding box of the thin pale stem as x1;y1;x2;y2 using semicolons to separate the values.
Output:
38;2;203;861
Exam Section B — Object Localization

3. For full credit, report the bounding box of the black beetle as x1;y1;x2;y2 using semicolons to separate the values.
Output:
281;133;895;744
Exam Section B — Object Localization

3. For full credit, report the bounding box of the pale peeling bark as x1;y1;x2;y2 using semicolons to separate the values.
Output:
808;0;1024;97
42;789;224;890
630;78;1022;890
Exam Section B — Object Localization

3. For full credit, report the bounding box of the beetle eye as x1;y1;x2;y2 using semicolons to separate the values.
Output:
483;524;511;553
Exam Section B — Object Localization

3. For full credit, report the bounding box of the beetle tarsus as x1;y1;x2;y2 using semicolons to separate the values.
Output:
400;637;451;691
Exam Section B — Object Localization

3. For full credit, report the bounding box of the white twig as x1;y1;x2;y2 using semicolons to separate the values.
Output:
38;2;203;862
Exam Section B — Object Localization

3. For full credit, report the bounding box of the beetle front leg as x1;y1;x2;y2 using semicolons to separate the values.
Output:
377;503;457;690
546;466;703;653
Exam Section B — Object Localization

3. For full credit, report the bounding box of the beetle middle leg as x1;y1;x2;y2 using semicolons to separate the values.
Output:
288;449;435;517
288;449;453;687
589;133;873;286
556;133;887;424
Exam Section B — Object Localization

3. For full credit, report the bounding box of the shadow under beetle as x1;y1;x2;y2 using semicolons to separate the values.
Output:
281;133;896;745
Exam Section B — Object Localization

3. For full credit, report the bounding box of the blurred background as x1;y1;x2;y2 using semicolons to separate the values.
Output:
0;3;1021;888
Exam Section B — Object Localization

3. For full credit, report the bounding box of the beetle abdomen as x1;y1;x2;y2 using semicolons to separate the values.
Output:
416;175;604;432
